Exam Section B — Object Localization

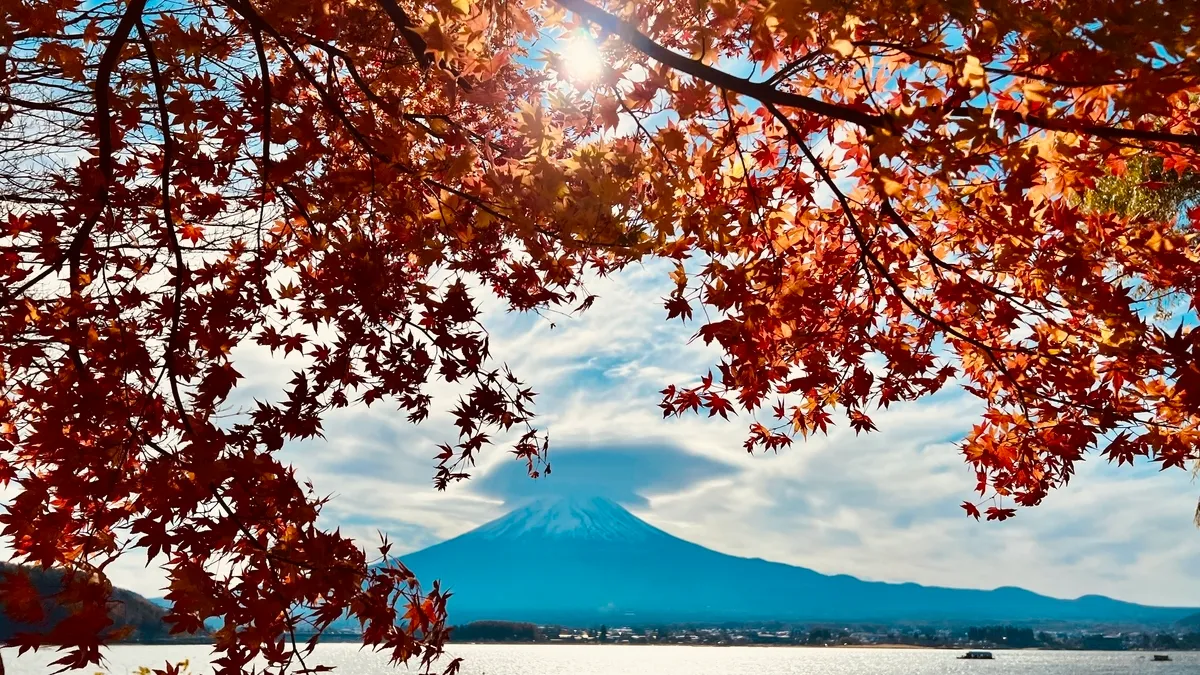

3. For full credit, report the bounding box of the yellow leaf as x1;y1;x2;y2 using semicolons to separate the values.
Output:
450;0;469;13
670;262;687;288
445;147;477;179
1147;230;1173;251
726;158;745;180
880;174;905;197
830;39;854;57
958;55;987;90
1022;80;1049;103
423;194;452;222
772;227;804;254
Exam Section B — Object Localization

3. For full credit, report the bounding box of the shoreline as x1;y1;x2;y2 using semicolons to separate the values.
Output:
112;637;1199;653
443;642;1088;651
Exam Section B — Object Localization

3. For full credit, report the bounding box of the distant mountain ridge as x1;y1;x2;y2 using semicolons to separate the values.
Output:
0;562;169;641
398;495;1195;627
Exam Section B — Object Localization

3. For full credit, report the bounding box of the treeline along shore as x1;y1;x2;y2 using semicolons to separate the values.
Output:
436;620;1200;651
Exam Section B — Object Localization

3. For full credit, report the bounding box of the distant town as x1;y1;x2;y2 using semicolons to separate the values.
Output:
444;620;1200;651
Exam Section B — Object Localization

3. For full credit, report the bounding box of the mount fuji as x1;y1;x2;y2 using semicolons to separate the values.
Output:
397;495;1194;626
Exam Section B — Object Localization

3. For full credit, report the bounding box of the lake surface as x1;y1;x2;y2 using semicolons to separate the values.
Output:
4;643;1199;674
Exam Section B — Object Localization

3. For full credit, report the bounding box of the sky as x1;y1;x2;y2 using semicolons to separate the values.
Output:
97;256;1200;608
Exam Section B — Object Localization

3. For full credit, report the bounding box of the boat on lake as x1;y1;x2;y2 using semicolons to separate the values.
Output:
959;651;994;660
1153;654;1172;662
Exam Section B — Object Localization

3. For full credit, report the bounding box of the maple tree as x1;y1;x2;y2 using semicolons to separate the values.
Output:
1;0;1199;671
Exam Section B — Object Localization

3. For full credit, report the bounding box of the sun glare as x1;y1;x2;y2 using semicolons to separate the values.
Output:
561;32;603;84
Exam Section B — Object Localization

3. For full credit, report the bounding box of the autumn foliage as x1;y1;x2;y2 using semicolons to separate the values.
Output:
1;0;1199;670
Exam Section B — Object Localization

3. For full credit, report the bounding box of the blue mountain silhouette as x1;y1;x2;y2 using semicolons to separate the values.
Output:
399;495;1193;626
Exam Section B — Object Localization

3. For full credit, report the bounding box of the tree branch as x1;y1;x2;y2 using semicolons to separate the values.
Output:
137;19;192;439
61;0;149;375
995;108;1200;150
373;0;433;69
554;0;886;130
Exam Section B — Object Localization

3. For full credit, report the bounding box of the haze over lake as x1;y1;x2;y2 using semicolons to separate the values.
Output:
6;644;1200;675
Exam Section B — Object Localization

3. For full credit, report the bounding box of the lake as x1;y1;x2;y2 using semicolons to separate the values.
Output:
4;643;1198;674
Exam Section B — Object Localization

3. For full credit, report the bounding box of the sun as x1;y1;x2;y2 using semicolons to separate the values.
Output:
561;31;603;84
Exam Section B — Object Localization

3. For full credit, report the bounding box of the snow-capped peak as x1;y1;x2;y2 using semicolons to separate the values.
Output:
470;495;665;542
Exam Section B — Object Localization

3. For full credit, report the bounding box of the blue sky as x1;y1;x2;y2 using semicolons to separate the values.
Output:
98;258;1200;608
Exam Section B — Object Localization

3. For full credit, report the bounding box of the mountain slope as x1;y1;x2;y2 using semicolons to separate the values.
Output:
0;562;170;641
398;495;1194;626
